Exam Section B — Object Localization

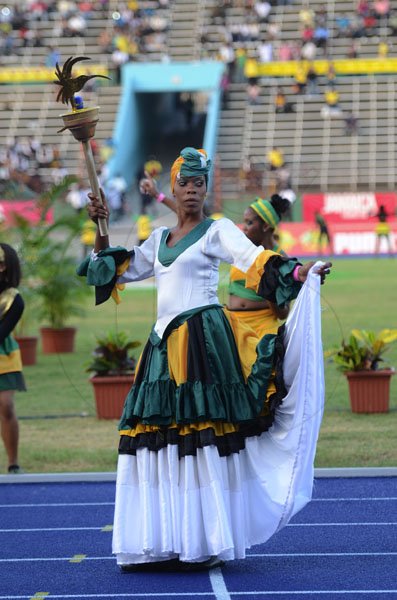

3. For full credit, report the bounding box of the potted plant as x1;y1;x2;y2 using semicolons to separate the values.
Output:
328;329;397;413
86;331;141;419
35;241;90;353
9;177;91;354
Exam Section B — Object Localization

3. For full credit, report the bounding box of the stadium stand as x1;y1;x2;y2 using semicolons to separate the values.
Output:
1;0;396;200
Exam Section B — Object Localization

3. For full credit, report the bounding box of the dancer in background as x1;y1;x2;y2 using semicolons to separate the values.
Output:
228;195;290;337
0;243;26;474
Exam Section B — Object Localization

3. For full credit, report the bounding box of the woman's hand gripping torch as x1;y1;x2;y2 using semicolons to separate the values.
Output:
54;55;110;236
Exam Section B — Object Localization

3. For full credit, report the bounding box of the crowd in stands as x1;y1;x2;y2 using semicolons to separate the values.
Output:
0;135;68;197
0;0;396;205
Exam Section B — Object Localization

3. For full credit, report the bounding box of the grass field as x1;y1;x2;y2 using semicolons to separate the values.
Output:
2;257;396;474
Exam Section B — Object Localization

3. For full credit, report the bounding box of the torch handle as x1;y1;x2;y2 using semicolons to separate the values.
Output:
82;140;108;237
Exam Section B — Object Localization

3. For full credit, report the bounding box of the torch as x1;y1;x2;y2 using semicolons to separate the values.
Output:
54;56;110;236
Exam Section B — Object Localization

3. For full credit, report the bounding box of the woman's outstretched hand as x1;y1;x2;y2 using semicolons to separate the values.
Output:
87;189;109;224
297;261;332;284
139;170;158;197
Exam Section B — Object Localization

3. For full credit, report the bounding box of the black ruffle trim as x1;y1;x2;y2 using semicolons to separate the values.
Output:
118;413;276;458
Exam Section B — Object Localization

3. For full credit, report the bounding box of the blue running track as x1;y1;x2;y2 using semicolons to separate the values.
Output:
0;473;396;600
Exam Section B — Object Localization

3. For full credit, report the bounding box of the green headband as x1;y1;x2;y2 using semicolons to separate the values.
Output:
250;197;280;228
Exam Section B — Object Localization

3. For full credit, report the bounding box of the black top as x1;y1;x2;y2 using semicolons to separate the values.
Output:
0;294;24;344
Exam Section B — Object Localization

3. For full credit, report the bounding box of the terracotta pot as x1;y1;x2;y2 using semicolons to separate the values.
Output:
90;374;135;420
40;327;76;354
15;336;38;366
346;369;395;413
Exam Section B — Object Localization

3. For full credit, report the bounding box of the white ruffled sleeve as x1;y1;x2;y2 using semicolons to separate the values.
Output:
118;228;165;283
203;218;263;272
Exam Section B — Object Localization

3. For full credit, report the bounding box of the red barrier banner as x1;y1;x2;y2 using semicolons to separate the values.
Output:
278;220;397;256
302;192;397;222
0;200;53;225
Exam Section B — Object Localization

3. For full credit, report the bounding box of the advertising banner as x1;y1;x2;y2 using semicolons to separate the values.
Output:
302;192;397;223
278;220;397;257
0;200;53;225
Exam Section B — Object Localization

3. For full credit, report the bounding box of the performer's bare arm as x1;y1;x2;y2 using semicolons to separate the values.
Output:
139;171;177;213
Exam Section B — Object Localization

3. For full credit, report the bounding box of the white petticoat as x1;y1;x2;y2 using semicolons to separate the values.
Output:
112;265;325;564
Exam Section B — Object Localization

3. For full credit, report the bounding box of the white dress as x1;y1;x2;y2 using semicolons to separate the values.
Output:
106;218;325;564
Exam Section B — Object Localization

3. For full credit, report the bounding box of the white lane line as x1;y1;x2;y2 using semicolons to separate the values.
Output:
1;552;396;563
0;527;105;532
288;522;397;527
209;567;232;600
0;595;214;599
248;552;397;557
0;591;397;598
1;522;396;533
0;498;395;509
0;503;114;508
312;497;397;502
1;522;397;534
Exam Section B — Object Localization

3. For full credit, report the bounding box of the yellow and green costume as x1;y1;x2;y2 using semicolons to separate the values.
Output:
0;288;25;392
228;197;288;337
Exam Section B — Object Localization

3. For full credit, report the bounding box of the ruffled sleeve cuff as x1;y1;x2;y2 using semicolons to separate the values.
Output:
76;246;133;305
245;250;302;306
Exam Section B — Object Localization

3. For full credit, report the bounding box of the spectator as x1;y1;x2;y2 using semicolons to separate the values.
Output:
267;146;285;171
293;62;308;94
299;3;315;29
306;63;320;96
325;61;337;88
344;112;359;135
314;24;330;55
254;0;271;23
378;39;389;58
104;172;127;222
300;39;317;61
346;40;360;59
321;87;341;117
220;69;231;110
373;0;390;20
274;86;295;113
257;39;273;63
335;14;352;37
247;79;261;105
277;41;295;61
45;45;60;67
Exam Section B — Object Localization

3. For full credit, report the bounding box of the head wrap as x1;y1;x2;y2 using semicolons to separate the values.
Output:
250;197;280;229
170;147;211;192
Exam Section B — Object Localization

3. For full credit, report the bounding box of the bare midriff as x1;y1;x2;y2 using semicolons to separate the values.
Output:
227;295;270;310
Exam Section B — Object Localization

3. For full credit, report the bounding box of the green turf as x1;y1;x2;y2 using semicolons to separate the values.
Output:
2;257;396;473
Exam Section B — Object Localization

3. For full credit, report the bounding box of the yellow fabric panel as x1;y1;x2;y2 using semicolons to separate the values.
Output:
228;307;279;338
120;419;240;438
0;350;22;374
110;258;130;304
167;321;188;385
223;309;261;382
245;249;278;294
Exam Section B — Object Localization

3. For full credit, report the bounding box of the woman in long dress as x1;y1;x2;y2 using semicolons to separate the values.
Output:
79;147;331;571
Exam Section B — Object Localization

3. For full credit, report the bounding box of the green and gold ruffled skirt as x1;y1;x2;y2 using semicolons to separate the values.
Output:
119;304;286;458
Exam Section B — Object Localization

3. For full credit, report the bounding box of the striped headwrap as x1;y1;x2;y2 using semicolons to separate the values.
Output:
170;147;211;192
250;197;280;229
